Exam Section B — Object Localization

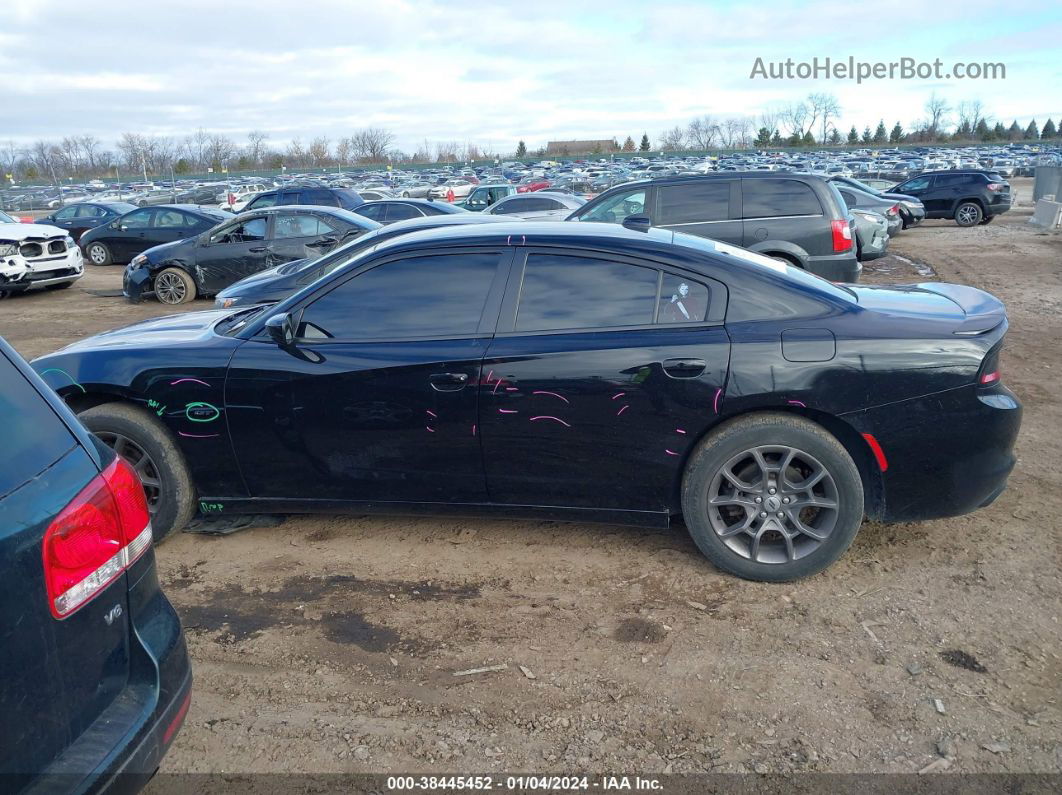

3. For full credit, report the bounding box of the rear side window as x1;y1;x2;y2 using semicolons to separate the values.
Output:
384;203;423;222
250;192;278;209
274;215;330;239
657;181;731;224
741;179;822;218
0;356;76;499
299;189;338;206
933;174;968;187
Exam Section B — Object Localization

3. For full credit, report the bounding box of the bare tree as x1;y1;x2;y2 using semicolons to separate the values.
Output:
0;140;22;178
808;92;841;144
924;93;951;138
686;116;718;150
187;128;211;170
780;101;812;138
308;136;331;167
758;108;782;138
350;128;395;162
334;137;352;166
246;130;269;167
285;138;305;167
659;125;687;151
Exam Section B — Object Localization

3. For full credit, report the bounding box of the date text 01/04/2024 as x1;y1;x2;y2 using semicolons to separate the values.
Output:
385;775;663;791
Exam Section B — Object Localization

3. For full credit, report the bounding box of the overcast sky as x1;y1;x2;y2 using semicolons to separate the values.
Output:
3;0;1060;153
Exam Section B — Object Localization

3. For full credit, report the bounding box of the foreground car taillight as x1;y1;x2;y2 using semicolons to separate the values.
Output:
42;457;152;619
887;204;899;216
831;219;853;253
978;344;1003;386
986;183;1005;192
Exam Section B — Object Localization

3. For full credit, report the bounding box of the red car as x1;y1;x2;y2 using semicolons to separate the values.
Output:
516;177;551;193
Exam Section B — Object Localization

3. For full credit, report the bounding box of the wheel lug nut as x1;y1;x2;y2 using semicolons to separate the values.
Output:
768;488;776;495
777;512;784;518
782;497;790;504
759;512;767;518
755;496;762;503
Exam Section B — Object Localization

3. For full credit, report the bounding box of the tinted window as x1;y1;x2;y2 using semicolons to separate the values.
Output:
153;209;196;228
658;274;709;323
54;205;79;220
491;198;532;215
300;253;500;340
250;192;278;209
741;179;821;218
657;181;730;224
121;209;154;229
355;204;387;222
934;174;969;187
516;254;658;331
76;204;105;218
278;190;301;205
0;355;75;499
274;214;330;238
899;176;930;191
301;189;339;207
385;203;423;222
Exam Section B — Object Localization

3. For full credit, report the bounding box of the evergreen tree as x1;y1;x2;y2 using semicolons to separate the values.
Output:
802;130;816;146
639;133;651;151
754;127;773;147
953;120;972;140
828;128;841;145
1024;120;1039;140
622;135;635;151
861;126;873;144
975;119;992;141
1007;120;1022;140
873;120;887;144
516;140;527;157
770;130;784;146
992;121;1006;139
847;126;859;144
1042;119;1058;139
889;122;904;143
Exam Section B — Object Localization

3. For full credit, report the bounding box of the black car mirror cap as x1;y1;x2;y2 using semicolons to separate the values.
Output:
265;312;296;347
622;214;651;233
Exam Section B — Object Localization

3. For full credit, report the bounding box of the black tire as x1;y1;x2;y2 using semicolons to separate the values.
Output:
681;412;864;582
78;403;197;543
86;242;112;266
979;215;994;225
954;201;983;227
153;267;197;304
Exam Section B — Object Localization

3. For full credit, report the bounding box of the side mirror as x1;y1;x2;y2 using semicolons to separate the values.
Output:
622;214;651;233
265;312;296;347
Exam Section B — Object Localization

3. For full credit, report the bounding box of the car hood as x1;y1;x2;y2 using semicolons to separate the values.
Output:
141;237;196;263
47;308;242;354
0;222;66;240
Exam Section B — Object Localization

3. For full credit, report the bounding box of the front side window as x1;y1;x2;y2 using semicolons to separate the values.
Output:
299;253;500;340
741;179;821;218
515;254;658;331
898;176;930;192
54;205;79;220
210;217;266;243
657;181;731;224
121;209;154;229
577;189;647;223
250;192;278;209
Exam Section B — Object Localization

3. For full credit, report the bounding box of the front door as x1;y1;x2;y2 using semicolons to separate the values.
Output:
110;207;155;260
479;248;730;513
225;248;511;503
194;215;270;293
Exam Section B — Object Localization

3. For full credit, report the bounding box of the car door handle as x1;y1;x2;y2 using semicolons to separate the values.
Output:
307;237;337;247
663;358;706;377
429;372;469;392
248;246;267;252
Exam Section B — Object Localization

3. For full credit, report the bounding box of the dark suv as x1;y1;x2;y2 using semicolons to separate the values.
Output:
246;186;364;212
890;170;1012;226
567;173;860;282
0;335;191;791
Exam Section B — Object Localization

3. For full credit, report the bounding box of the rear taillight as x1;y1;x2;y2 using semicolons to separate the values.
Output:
978;344;1002;386
887;204;899;216
42;457;152;619
986;183;1004;192
831;219;853;253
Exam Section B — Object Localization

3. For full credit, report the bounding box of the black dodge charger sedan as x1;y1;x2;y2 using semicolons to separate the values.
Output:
33;223;1020;581
123;205;381;304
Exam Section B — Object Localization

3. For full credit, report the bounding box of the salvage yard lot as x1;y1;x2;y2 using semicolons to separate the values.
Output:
3;179;1060;775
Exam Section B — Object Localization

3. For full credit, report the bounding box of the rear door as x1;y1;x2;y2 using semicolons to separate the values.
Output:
268;212;341;266
0;344;130;779
151;207;201;246
653;180;741;243
479;248;729;512
740;178;827;256
927;173;965;215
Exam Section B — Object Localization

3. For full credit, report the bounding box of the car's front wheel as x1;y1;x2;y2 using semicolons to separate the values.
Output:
955;201;983;227
78;403;197;542
681;413;864;581
153;267;197;304
86;242;112;266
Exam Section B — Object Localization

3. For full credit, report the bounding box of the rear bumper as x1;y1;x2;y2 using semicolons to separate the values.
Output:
805;252;862;283
846;384;1021;523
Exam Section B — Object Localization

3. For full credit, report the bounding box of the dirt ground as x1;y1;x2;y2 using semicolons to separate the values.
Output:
4;179;1060;777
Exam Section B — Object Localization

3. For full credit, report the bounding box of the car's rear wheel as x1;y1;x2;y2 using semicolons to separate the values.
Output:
955;202;983;227
681;412;864;581
154;267;197;304
87;242;112;266
78;403;197;543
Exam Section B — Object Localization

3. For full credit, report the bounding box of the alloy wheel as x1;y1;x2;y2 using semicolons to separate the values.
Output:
94;431;162;515
956;205;980;225
155;271;187;304
89;245;107;264
705;445;839;564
